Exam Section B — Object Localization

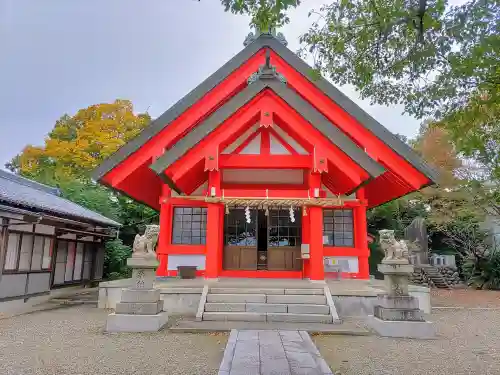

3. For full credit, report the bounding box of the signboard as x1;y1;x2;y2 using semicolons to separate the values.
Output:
300;244;310;259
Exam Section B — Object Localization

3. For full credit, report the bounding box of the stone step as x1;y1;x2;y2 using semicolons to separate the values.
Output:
267;313;333;324
287;304;330;315
267;294;327;305
204;303;246;312
206;293;266;303
204;302;330;314
246;303;287;313
210;288;284;295
203;312;266;322
202;311;333;323
284;288;324;295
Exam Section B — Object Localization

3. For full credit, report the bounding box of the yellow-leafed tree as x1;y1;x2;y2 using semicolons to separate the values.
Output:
8;99;150;183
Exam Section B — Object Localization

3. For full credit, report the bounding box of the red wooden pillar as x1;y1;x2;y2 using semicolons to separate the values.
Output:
205;203;222;278
355;189;370;279
309;206;325;281
205;170;222;278
301;207;311;279
156;185;171;277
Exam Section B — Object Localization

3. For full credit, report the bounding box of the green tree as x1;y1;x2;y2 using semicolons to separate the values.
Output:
212;0;300;29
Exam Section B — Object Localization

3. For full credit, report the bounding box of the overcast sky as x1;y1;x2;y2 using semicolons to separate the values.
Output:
0;0;428;168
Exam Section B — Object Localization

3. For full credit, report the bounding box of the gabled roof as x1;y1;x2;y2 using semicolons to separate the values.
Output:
0;170;120;227
150;78;385;193
93;33;437;184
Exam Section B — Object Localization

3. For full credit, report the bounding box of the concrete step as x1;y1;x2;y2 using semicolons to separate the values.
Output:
204;303;246;312
284;288;324;295
246;303;287;313
210;288;284;295
267;313;333;323
170;320;370;335
287;304;330;315
203;312;266;322
206;293;266;303
267;294;326;305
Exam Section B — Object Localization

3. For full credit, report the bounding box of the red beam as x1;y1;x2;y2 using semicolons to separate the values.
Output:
219;154;311;169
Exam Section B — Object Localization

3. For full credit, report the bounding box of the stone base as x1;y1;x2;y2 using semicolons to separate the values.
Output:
367;315;435;339
374;306;424;321
106;312;169;332
376;294;419;310
115;300;164;315
121;288;160;303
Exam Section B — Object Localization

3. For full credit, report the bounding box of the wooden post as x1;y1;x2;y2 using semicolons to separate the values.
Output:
156;185;171;277
205;203;222;278
309;206;324;281
355;189;370;279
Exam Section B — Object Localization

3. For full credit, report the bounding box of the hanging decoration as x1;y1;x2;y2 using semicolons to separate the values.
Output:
245;206;251;223
264;205;269;217
302;206;308;216
289;206;295;223
225;205;230;215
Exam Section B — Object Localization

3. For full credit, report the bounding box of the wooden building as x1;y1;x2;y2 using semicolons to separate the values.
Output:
93;31;437;281
0;170;119;307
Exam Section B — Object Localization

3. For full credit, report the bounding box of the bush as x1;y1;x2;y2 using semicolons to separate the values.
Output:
463;249;500;290
368;241;385;279
103;238;132;280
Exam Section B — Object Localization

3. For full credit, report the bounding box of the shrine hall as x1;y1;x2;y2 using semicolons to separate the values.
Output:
93;30;437;281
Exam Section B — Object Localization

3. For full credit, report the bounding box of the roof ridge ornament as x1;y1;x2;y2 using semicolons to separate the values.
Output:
243;26;288;47
247;48;287;85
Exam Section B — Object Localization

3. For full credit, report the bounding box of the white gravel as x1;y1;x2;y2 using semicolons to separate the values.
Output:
314;309;500;375
0;305;227;375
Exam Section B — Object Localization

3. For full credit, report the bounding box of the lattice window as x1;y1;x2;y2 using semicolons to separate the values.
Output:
172;207;207;245
224;208;256;246
323;209;354;247
268;208;301;247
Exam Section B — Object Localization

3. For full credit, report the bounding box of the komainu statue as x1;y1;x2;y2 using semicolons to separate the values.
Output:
379;229;409;261
132;225;160;257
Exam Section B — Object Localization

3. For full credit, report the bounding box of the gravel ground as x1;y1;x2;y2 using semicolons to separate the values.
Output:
314;309;500;375
431;289;500;308
0;305;227;375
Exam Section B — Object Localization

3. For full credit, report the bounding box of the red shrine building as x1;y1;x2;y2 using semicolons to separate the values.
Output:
93;30;437;281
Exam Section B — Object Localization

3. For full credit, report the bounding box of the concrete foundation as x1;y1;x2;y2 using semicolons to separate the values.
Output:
106;312;169;332
367;315;436;339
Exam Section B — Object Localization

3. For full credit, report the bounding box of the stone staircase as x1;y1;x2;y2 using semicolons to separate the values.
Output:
421;265;452;289
199;287;340;324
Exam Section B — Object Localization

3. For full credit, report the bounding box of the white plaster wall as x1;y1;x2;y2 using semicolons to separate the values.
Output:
324;256;359;273
222;124;259;154
239;133;261;154
8;219;33;232
34;224;55;235
167;255;206;270
222;169;304;184
272;125;308;155
269;135;290;155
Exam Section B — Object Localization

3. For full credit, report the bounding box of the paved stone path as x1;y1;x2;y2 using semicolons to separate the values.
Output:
218;329;333;375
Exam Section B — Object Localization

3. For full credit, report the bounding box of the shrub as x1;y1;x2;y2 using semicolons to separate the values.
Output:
463;249;500;290
103;238;132;280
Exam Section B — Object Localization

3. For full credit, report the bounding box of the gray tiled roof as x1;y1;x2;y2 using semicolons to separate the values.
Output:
0;170;120;227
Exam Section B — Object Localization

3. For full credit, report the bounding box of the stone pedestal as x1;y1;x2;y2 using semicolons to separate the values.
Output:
106;255;168;332
367;230;435;339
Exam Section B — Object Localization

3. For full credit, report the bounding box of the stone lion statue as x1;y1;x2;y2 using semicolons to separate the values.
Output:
132;225;160;257
379;229;409;261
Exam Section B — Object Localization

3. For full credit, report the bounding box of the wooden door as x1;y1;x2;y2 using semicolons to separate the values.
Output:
223;246;257;270
268;208;302;271
223;208;257;270
267;247;302;271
